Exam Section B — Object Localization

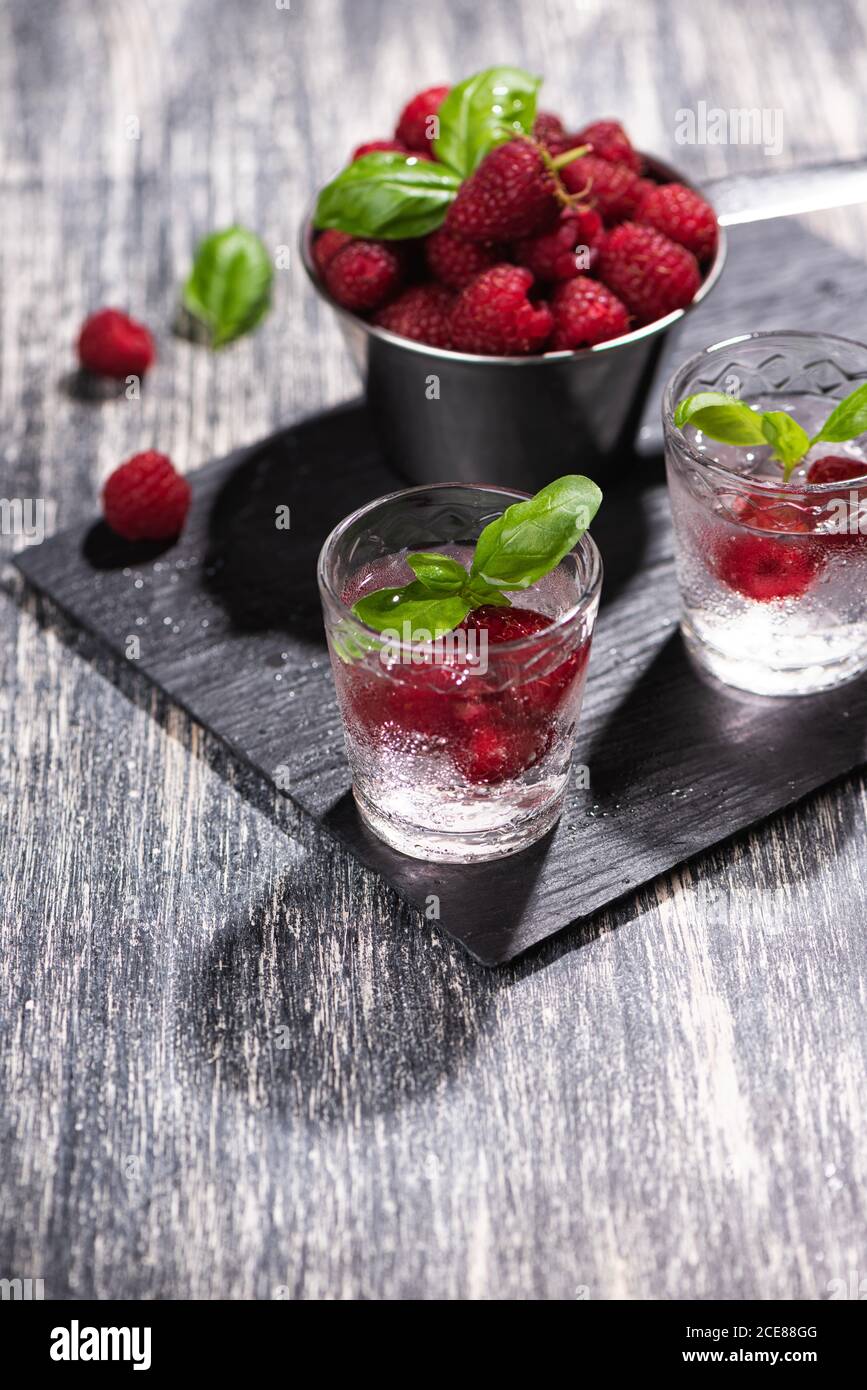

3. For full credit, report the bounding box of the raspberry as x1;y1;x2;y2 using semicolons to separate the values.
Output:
595;222;701;324
808;455;867;549
312;229;353;275
459;606;590;717
549;277;630;348
446;139;562;242
561;155;643;224
352;139;409;161
453;605;590;779
452;721;548;784
77;308;155;379
347;664;461;750
459;605;551;644
513;207;604;282
347;603;588;785
807;455;867;485
713;532;822;601
573;119;642;172
395;84;449;151
424;227;501;289
533;111;567;149
323;238;404;311
373;284;454;347
102;451;191;542
637;182;718;262
735;494;812;534
449;265;553;355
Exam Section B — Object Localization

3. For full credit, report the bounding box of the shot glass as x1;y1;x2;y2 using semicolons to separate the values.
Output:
317;483;602;862
663;331;867;696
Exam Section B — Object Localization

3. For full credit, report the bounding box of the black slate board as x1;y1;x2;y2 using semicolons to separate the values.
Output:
16;220;867;964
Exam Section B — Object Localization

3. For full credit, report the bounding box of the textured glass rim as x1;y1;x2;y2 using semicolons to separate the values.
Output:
662;329;867;493
317;481;603;654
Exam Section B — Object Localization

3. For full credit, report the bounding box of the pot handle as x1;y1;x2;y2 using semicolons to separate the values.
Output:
701;157;867;227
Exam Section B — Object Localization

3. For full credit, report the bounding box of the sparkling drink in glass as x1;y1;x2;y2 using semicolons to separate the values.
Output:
663;331;867;696
317;483;602;862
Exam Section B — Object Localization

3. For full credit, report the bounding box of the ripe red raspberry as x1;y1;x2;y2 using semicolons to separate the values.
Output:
513;207;604;281
561;155;643;224
78;308;155;379
323;238;404;311
713;531;822;601
637;182;718;262
573;119;642;173
595;222;701;324
395;84;449;151
549;277;630;348
807;455;867;550
533;111;568;150
352;139;408;161
459;605;553;644
312;229;354;275
449;265;553;355
446;139;562;242
424;227;501;289
102;451;191;542
451;720;548;784
373;284;454;347
734;494;812;534
807;455;867;485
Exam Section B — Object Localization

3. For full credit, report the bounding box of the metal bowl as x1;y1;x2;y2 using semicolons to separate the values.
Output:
300;154;727;490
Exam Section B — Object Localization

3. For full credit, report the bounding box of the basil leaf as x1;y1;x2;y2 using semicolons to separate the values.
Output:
182;227;273;347
811;383;867;444
406;552;468;593
674;393;768;446
760;411;811;475
463;577;512;609
674;391;740;428
470;475;602;591
433;66;541;177
347;476;602;642
314;154;461;239
352;581;472;640
329;620;387;664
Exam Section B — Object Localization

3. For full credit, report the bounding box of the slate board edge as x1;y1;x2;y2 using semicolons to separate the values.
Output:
14;543;867;967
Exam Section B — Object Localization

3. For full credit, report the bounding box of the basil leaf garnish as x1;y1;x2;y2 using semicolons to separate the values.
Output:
811;383;867;445
433;66;541;177
675;384;867;482
470;475;602;591
348;475;602;644
313;154;461;239
674;393;768;446
760;411;810;473
352;582;474;640
405;552;469;593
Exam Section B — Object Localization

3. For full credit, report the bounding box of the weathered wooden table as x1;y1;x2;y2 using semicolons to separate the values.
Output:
3;0;866;1300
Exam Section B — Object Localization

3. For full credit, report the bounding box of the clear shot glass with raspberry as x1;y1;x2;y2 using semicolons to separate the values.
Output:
317;482;602;862
663;331;867;696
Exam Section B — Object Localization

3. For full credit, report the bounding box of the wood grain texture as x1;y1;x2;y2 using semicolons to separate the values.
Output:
3;0;867;1298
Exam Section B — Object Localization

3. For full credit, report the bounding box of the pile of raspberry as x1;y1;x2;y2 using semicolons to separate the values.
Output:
313;90;718;356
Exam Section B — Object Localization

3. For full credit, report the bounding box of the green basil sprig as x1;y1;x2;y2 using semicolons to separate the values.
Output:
433;65;541;177
811;384;867;444
312;65;542;240
314;153;462;240
182;227;273;347
351;476;602;641
675;384;867;480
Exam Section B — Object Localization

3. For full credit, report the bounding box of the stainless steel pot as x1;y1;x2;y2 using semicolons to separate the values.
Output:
300;154;867;490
